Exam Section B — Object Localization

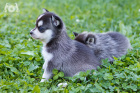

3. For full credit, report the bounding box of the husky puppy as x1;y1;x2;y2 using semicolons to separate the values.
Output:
73;32;132;63
30;9;101;82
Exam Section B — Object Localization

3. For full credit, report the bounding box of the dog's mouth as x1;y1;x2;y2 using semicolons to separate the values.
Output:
30;34;40;40
32;37;40;40
31;36;44;41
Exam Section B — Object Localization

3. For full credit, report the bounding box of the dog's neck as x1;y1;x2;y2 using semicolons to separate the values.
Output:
42;29;73;51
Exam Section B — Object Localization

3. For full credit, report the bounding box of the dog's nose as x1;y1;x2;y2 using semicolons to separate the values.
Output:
30;31;33;35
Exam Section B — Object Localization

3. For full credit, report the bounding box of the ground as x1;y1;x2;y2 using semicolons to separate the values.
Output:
0;0;140;92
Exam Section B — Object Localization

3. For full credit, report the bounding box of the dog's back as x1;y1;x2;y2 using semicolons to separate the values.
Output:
74;31;132;63
107;32;132;53
92;33;117;62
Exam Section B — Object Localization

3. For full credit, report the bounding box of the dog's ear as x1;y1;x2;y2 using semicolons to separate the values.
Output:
73;32;79;36
51;15;61;27
86;38;95;44
42;8;49;13
85;34;96;45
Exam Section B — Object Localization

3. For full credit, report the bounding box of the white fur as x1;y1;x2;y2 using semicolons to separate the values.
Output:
40;46;53;82
43;9;47;13
30;28;53;43
54;20;60;26
42;46;53;69
87;38;95;44
38;14;44;20
52;16;60;26
38;20;43;27
30;27;54;82
40;70;52;82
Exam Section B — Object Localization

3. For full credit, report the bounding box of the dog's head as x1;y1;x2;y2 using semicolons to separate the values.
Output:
30;9;63;43
73;32;96;45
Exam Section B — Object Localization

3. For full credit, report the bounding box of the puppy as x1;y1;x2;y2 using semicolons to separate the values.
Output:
30;9;101;82
73;32;132;63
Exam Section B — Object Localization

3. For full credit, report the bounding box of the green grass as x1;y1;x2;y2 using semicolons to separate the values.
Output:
0;0;140;92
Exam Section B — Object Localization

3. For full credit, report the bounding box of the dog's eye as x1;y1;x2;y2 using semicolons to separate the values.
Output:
38;26;45;32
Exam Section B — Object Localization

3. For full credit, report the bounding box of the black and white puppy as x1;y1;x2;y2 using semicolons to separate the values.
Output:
73;32;132;63
30;9;101;82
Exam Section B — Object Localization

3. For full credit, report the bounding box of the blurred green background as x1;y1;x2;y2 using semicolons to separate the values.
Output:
0;0;140;92
1;0;140;35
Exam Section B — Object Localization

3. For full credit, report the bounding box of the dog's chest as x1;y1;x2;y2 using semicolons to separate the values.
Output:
42;46;53;69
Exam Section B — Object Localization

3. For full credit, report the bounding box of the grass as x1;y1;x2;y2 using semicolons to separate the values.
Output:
0;0;140;92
